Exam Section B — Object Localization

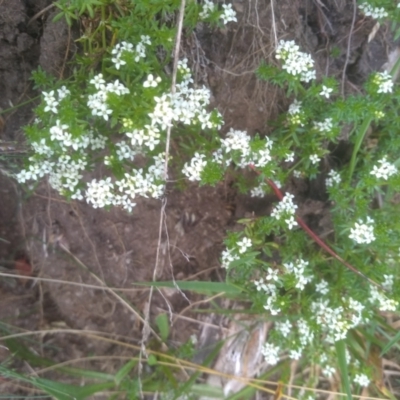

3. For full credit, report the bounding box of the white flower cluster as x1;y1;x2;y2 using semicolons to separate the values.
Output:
311;300;363;343
48;155;87;199
261;342;280;365
221;248;239;269
255;275;282;315
314;117;333;133
271;193;298;230
16;159;54;183
284;258;313;290
325;170;341;187
111;37;151;69
349;217;376;244
143;74;161;88
275;320;292;336
358;2;388;19
42;86;71;113
199;1;237;24
373;71;393;93
126;125;161;152
47;120;107;152
182;152;207;181
370;157;397;180
250;182;268;197
287;100;304;125
221;4;237;24
369;286;398;312
276;40;316;83
86;154;165;212
382;274;394;291
309;154;320;165
148;59;222;131
315;279;329;295
199;0;216;19
87;73;130;121
354;373;370;387
220;237;251;269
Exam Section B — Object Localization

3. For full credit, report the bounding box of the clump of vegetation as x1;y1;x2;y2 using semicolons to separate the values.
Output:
4;0;400;399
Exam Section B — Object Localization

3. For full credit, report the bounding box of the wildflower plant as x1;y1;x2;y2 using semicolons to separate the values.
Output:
13;0;400;397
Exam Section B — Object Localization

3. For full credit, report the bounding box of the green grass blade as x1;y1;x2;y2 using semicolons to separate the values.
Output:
114;359;138;386
137;281;242;296
380;329;400;356
335;340;353;400
0;365;114;400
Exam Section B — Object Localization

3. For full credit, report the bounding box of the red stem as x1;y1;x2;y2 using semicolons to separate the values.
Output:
249;165;380;288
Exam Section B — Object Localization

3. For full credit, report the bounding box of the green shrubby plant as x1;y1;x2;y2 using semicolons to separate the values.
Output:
12;0;400;397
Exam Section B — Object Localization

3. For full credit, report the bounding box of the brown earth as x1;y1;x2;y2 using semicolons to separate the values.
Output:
0;0;396;397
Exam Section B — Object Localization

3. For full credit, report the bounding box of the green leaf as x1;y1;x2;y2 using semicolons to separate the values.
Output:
0;365;113;400
155;313;170;341
114;359;138;386
335;340;353;400
147;354;157;366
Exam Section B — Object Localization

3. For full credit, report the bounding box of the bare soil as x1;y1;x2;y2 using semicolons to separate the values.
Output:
0;0;397;397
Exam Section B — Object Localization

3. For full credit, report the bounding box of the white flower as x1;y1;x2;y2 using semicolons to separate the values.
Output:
221;3;237;24
314;117;333;133
349;219;376;244
266;267;279;282
261;343;280;365
288;100;302;115
43;90;59;113
237;237;252;254
285;152;295;162
221;248;239;269
320;85;333;99
325;170;341;187
90;74;106;90
143;74;161;88
309;154;320;165
285;215;298;230
251;183;266;198
354;373;370;387
370;157;397;180
57;85;70;100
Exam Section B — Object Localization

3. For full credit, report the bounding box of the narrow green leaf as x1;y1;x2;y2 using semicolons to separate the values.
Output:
114;359;137;386
335;340;353;400
136;281;242;296
190;384;224;398
380;329;400;356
